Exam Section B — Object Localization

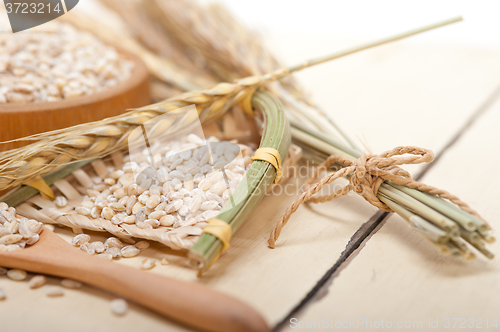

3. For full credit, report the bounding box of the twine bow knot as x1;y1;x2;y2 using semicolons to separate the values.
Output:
333;146;434;212
268;146;483;248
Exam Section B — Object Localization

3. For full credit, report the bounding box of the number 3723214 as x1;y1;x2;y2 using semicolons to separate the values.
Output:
5;2;63;14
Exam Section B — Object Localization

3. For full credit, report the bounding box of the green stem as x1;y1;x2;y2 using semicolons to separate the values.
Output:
189;91;291;272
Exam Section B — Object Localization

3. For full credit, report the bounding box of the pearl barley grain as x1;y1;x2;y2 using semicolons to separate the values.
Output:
45;286;64;297
29;275;46;289
110;298;128;316
7;269;27;281
105;237;124;249
107;247;122;259
71;234;91;247
140;258;156;270
134;241;150;251
54;196;67;208
121;245;140;258
61;279;82;289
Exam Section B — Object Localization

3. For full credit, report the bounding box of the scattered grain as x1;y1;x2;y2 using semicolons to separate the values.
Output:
134;241;150;251
121;245;140;258
97;252;113;261
29;275;46;289
45;286;64;297
104;237;124;249
71;234;91;247
92;241;106;254
7;269;27;281
79;242;95;255
106;247;122;259
110;298;128;316
139;258;156;270
61;279;82;289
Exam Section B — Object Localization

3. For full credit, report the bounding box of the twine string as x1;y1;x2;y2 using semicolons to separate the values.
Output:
268;146;487;248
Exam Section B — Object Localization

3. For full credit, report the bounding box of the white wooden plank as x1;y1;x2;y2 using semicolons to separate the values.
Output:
282;90;500;331
288;43;500;174
3;44;500;332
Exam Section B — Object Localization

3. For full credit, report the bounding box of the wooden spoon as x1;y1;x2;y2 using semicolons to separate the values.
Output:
0;228;269;332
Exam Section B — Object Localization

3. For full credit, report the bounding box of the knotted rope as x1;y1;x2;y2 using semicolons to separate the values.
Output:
268;146;487;248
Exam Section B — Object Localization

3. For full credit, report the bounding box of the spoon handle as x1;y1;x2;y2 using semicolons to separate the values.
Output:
80;260;269;332
0;229;269;332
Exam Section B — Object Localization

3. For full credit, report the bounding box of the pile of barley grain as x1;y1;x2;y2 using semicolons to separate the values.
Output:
74;134;252;243
0;203;43;251
0;22;134;103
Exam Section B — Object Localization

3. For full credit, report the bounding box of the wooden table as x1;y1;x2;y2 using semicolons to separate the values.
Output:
1;27;500;332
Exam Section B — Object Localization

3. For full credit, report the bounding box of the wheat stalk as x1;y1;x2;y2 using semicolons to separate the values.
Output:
142;0;304;94
140;0;368;148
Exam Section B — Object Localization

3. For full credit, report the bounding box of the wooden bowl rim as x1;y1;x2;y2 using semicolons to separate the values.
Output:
0;49;149;114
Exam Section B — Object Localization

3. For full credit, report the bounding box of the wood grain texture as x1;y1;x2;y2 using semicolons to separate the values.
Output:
280;85;500;332
1;44;500;332
0;50;150;151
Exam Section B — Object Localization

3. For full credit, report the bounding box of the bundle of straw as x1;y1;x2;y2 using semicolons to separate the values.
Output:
270;121;495;259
